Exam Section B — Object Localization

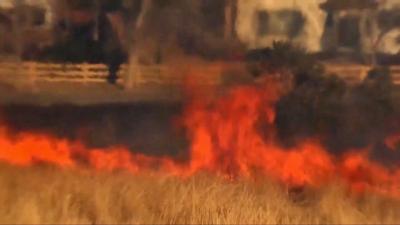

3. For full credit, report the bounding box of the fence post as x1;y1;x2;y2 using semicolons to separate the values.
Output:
125;56;140;90
27;62;38;92
124;65;133;90
82;63;89;84
390;66;400;85
361;66;370;82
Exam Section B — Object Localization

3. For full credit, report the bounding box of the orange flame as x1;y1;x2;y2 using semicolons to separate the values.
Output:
385;133;400;150
0;127;181;174
0;80;399;198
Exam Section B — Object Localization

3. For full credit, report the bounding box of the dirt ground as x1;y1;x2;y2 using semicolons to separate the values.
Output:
0;80;184;105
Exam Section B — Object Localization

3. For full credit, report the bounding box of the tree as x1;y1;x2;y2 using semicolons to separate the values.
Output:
268;42;398;151
12;0;24;60
246;41;324;78
125;0;152;89
320;0;378;11
224;0;237;40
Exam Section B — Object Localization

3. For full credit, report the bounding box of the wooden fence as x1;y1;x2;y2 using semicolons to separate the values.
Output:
0;61;223;88
324;64;400;85
1;61;400;89
0;62;113;83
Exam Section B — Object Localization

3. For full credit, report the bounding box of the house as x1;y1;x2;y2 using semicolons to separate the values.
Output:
235;0;400;57
235;0;326;52
0;0;55;57
318;0;400;65
0;0;54;28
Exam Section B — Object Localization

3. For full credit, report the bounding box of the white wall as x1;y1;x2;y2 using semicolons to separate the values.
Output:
236;0;400;55
236;0;327;52
26;0;54;27
376;0;400;54
0;0;14;9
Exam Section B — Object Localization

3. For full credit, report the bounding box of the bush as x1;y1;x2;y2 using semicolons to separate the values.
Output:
252;42;398;153
246;41;324;78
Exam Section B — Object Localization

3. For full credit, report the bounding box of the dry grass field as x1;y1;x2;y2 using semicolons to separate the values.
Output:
0;164;399;224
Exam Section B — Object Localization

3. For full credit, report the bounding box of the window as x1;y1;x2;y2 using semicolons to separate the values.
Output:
257;10;305;38
15;5;46;27
337;16;360;49
201;0;225;36
258;11;269;35
325;11;334;28
31;7;46;26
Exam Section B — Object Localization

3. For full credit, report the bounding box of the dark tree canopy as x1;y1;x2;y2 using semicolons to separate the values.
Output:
67;0;97;10
245;42;324;78
320;0;379;11
261;43;399;155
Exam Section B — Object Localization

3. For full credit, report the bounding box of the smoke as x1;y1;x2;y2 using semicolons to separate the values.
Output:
132;0;243;63
243;42;400;165
274;63;400;165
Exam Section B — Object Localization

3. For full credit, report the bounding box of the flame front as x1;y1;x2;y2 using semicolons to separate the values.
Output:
0;80;399;198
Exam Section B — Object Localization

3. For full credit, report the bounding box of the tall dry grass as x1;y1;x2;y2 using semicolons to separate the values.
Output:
0;164;399;224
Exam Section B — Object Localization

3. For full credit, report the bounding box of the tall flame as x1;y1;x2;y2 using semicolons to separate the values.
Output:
0;80;399;198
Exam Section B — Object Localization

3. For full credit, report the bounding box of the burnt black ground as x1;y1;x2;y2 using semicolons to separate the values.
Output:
0;103;188;157
1;101;400;166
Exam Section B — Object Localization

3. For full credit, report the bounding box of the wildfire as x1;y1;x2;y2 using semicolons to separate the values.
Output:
0;80;399;199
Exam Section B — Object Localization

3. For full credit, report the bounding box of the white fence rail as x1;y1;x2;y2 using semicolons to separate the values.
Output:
0;62;112;83
1;61;400;89
324;64;400;85
0;62;223;88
